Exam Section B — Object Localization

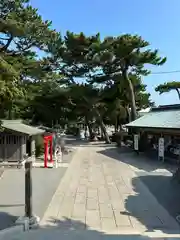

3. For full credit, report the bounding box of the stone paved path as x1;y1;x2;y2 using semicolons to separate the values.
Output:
40;144;180;235
6;144;180;239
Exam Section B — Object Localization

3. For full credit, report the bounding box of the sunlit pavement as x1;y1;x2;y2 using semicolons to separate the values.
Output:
5;143;180;239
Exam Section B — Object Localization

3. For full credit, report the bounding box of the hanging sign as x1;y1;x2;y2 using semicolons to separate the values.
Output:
134;134;139;151
158;137;164;158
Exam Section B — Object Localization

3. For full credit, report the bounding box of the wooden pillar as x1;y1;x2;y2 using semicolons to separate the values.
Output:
4;135;7;161
25;161;32;218
30;137;36;162
49;138;53;163
44;140;48;168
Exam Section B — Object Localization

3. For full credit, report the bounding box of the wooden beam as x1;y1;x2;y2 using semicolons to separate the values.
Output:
25;161;32;218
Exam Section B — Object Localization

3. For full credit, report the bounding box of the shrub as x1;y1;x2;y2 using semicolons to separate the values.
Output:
35;135;44;157
113;131;129;147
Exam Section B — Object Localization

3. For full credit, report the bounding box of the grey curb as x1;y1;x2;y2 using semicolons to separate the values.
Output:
0;225;24;240
0;215;40;239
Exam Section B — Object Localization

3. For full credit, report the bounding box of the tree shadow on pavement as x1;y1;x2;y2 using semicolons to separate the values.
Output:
123;174;180;235
13;217;157;240
97;146;180;234
135;174;180;223
97;146;176;173
65;137;111;148
0;212;18;230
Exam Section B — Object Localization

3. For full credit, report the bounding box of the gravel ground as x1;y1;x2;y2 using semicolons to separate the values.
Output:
0;147;76;230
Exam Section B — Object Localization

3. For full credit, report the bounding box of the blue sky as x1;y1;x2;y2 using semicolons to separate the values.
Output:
30;0;180;106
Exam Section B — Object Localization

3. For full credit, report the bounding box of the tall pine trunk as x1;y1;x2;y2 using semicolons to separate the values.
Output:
94;109;111;144
123;71;137;121
175;88;180;100
85;115;94;139
126;105;131;122
114;124;117;132
99;120;111;144
114;116;118;132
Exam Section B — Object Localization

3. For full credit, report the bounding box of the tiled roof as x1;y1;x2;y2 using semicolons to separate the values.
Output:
1;120;45;135
126;105;180;129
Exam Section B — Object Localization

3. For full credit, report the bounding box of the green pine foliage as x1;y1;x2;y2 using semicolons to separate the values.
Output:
0;0;165;137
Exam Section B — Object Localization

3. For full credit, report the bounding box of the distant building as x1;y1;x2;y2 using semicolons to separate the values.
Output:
126;104;180;160
0;120;44;165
